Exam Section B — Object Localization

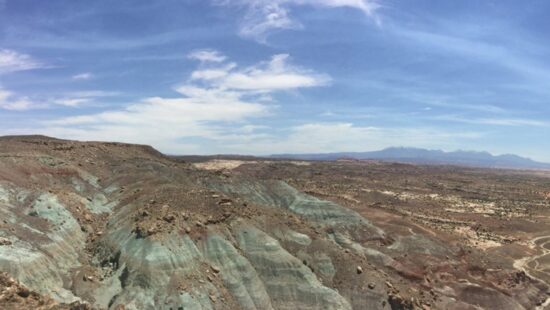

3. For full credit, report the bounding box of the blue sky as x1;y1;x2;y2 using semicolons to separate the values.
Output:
0;0;549;161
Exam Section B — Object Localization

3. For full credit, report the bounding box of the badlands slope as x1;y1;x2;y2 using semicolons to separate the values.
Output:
0;136;548;309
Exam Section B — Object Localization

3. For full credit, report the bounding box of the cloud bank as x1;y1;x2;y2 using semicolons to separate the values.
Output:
33;50;330;152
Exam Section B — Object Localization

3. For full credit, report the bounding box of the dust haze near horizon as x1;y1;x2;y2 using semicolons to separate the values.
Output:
0;0;549;161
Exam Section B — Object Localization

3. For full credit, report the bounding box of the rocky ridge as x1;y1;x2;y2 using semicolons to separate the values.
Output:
0;136;548;309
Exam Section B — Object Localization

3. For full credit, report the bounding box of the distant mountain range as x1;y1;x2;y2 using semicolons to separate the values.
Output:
271;147;550;169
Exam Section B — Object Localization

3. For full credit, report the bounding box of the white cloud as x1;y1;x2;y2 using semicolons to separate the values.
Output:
53;98;91;107
0;88;118;111
49;90;119;108
305;0;380;15
29;50;329;153
190;68;230;80
190;63;236;81
239;2;297;41
43;96;269;152
187;49;227;63
72;72;93;80
0;49;50;110
188;53;330;91
0;88;43;111
0;49;43;74
216;0;380;41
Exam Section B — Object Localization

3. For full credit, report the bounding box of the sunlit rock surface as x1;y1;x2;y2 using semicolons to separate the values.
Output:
0;136;548;309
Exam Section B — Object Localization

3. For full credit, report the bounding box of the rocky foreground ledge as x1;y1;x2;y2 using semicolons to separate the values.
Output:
0;271;91;309
0;136;548;309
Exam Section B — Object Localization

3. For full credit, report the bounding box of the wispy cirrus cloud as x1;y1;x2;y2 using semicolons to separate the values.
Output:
215;0;381;41
50;90;121;108
67;90;120;98
0;88;43;111
0;87;103;110
434;115;548;127
0;49;44;74
403;93;506;114
390;24;550;84
72;72;94;80
187;49;227;63
217;122;483;155
0;49;47;110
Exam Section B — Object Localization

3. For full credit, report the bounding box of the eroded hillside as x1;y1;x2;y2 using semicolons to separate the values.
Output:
0;136;548;309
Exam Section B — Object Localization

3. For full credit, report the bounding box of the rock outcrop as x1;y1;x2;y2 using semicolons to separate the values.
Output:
0;136;547;309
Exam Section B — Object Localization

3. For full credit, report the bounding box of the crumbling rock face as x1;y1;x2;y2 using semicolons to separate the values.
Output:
0;271;90;310
210;180;386;241
231;221;351;310
200;232;273;310
0;136;548;309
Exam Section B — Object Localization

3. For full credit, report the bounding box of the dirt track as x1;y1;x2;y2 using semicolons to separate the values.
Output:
515;235;550;309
